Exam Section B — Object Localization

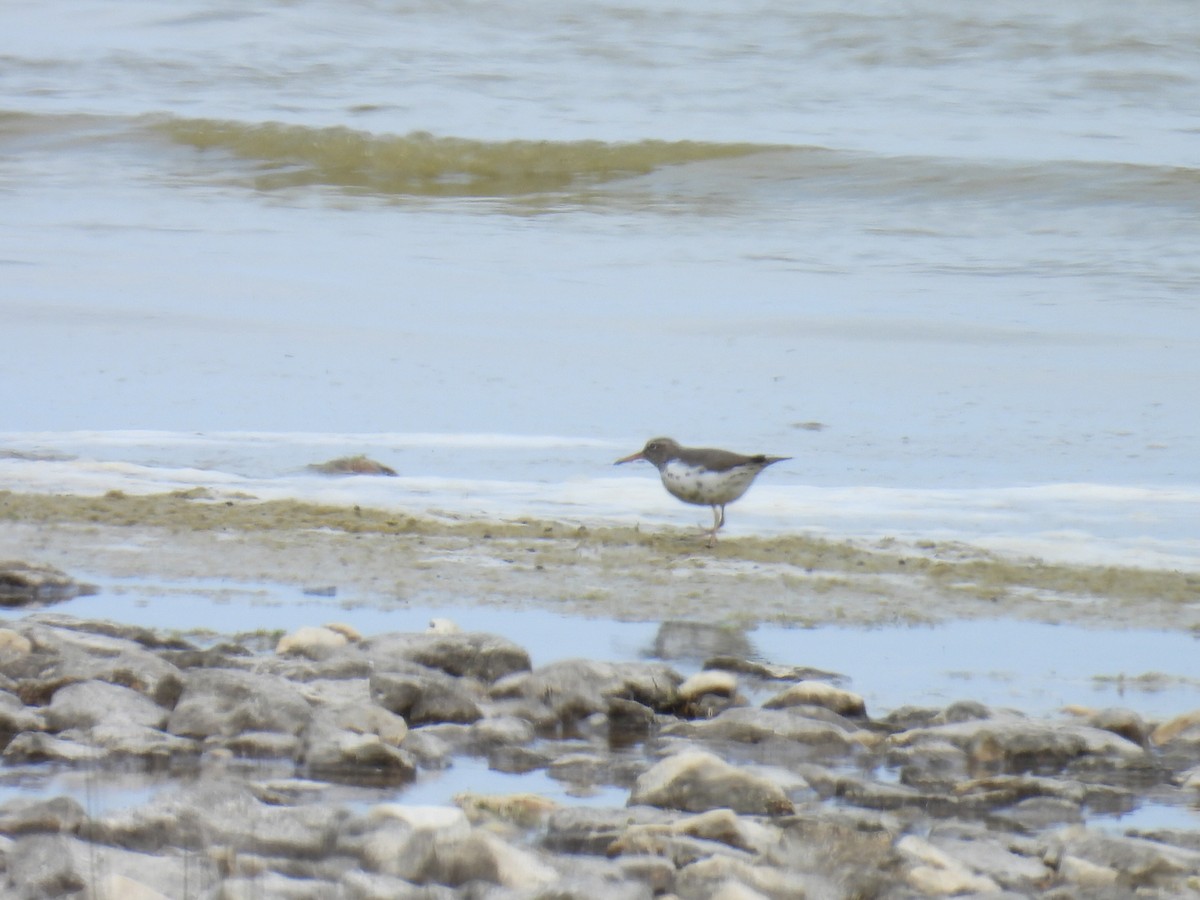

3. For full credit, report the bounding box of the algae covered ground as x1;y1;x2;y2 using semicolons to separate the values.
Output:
1;489;1196;632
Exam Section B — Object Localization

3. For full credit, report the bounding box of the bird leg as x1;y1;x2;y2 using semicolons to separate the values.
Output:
705;505;725;548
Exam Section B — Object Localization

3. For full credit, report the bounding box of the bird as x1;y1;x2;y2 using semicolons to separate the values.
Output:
614;437;789;546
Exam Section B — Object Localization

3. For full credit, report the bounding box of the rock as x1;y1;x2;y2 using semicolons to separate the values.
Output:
8;623;186;708
94;780;347;859
276;625;351;659
87;723;200;760
94;872;174;900
629;750;795;815
1058;853;1120;887
762;680;866;717
665;706;860;757
369;669;483;725
937;699;992;724
363;821;558;889
612;807;782;859
705;656;847;684
469;714;536;751
369;803;471;833
3;731;106;763
167;669;313;739
456;792;559;829
493;659;681;726
1151;708;1200;746
543;806;679;856
365;631;531;683
1049;824;1200;886
0;796;86;835
223;730;302;758
652;620;754;661
887;713;1149;773
923;834;1051;890
0;689;44;733
897;834;1001;895
705;883;771;900
298;703;415;783
339;869;453;899
887;738;968;792
677;670;741;718
0;627;33;659
306;455;397;476
678;670;739;703
1082;706;1149;746
218;873;339;898
0;562;95;607
46;679;169;732
20;613;191;651
673;855;820;900
4;833;203;897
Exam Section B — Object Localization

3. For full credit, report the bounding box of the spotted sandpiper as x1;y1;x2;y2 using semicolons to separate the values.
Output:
614;437;789;546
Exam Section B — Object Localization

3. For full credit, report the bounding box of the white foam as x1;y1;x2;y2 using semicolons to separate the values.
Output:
2;431;1197;574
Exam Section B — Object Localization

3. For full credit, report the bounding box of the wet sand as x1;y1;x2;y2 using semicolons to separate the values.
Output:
2;489;1196;632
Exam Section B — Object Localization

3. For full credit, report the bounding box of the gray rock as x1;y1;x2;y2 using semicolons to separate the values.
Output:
0;562;95;607
298;703;415;783
0;796;86;835
3;833;210;897
19;613;190;650
218;872;339;899
369;668;483;725
493;659;681;726
704;656;847;684
887;714;1149;773
0;689;44;733
762;680;866;718
2;731;106;764
222;730;303;758
339;869;459;899
543;806;679;855
672;854;824;900
469;713;536;751
364;631;531;682
926;834;1051;890
46;679;169;732
94;779;347;859
1088;706;1150;747
361;819;558;889
629;750;795;815
4;622;185;710
887;738;969;791
87;723;200;760
1049;824;1200;886
167;668;313;738
665;706;859;756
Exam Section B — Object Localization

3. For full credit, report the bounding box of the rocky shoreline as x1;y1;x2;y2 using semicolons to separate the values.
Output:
1;568;1200;898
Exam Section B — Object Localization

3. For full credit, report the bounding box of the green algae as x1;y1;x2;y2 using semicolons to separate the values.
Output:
1;489;1197;629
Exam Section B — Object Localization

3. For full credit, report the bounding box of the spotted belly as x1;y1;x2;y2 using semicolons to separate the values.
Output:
659;461;758;506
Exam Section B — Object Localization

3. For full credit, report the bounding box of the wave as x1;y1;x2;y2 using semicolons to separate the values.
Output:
152;116;780;197
5;109;1198;210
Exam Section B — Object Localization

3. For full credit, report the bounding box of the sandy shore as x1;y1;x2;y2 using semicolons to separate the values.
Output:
2;489;1196;631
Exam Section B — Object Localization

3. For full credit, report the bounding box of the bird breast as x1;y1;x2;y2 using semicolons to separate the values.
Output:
659;460;758;506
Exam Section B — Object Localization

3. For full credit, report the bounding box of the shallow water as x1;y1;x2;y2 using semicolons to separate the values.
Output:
18;576;1200;722
5;575;1200;829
